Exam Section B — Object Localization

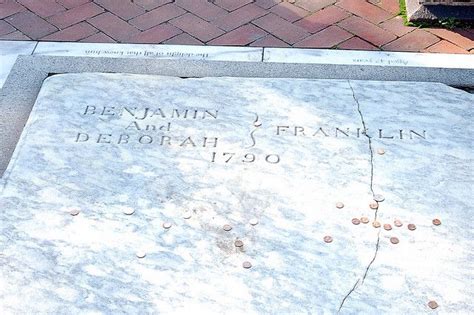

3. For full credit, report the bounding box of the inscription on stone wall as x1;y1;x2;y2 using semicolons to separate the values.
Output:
74;105;428;165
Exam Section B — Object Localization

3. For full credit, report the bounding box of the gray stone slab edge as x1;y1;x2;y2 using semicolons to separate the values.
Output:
1;54;473;177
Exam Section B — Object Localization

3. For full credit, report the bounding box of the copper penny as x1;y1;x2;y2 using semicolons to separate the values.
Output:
123;207;135;215
394;219;403;227
136;251;146;259
390;237;399;244
369;202;379;210
163;222;172;229
234;240;244;248
377;148;385;155
352;218;361;225
69;209;80;216
183;212;192;219
373;194;385;202
223;224;232;231
383;223;392;231
407;223;416;231
360;217;369;224
336;202;344;209
323;235;333;243
249;218;259;226
372;221;381;228
428;300;439;309
432;218;441;226
242;261;252;269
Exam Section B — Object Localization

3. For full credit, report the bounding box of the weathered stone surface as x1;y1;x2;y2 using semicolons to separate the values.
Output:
0;73;472;313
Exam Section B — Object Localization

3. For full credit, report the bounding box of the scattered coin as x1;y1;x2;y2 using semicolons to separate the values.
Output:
428;300;439;309
336;202;344;209
162;222;172;229
234;240;244;247
242;261;252;269
69;209;80;216
377;148;385;155
390;237;399;244
352;218;361;225
372;221;381;228
394;219;403;227
432;218;441;226
407;223;416;231
373;194;385;202
249;218;259;226
323;235;333;243
223;224;232;231
369;202;379;210
183;212;192;219
383;223;392;231
123;208;135;215
361;217;369;224
136;251;146;259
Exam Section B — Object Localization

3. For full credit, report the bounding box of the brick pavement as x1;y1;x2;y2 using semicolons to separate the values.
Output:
0;0;472;53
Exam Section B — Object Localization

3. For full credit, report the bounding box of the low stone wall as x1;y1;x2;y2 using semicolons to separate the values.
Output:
420;0;474;6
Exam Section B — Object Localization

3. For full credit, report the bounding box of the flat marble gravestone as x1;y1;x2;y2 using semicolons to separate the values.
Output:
0;73;473;314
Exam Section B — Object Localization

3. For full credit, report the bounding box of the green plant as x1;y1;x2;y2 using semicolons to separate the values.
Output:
439;17;461;29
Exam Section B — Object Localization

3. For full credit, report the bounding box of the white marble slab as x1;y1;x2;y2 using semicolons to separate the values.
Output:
264;47;474;69
0;41;37;88
33;42;263;62
0;74;473;314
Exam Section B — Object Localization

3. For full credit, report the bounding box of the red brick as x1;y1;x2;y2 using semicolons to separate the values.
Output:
128;23;182;43
170;13;224;42
5;11;57;39
255;0;282;9
174;0;227;21
253;13;310;44
425;40;469;54
47;2;103;29
270;2;309;22
133;0;173;10
0;1;26;19
164;33;204;45
94;0;145;20
369;0;400;15
0;20;15;36
380;16;415;37
295;5;350;33
250;34;290;47
337;36;379;50
294;25;352;48
0;30;30;40
427;28;474;50
129;4;185;30
56;0;91;9
213;0;253;11
338;15;396;46
16;0;65;18
80;31;115;42
41;21;97;41
214;3;267;32
382;29;440;52
295;0;336;12
208;24;267;45
336;0;393;24
88;12;140;41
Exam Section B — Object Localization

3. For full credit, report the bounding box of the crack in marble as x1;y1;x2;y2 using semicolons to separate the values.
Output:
338;279;360;312
337;81;382;313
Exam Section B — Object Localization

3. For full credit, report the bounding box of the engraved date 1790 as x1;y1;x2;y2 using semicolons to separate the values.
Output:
210;152;280;164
